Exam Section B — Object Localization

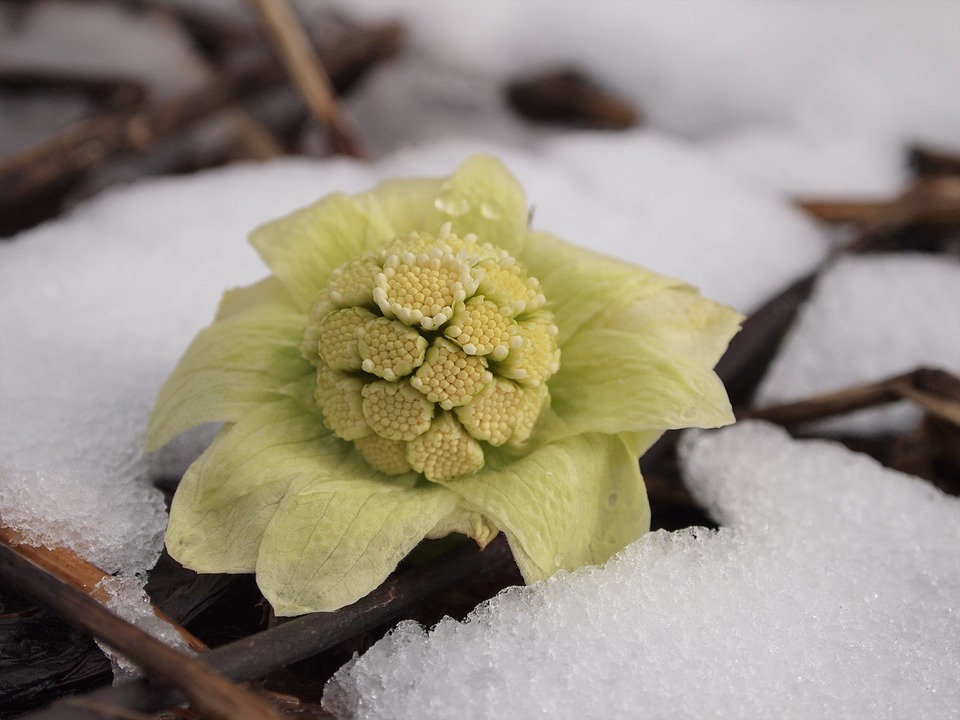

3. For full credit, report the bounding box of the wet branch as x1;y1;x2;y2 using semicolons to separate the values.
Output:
0;544;282;720
0;523;207;653
24;535;513;720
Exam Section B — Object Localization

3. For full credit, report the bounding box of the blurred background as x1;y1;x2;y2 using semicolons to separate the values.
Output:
2;0;958;237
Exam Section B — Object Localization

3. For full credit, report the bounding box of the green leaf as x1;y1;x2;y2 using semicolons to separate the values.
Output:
547;286;741;435
249;193;395;312
435;433;650;583
146;304;313;451
256;472;459;615
165;433;295;574
192;396;349;511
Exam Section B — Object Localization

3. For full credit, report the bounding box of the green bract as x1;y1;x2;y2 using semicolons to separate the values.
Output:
147;155;743;616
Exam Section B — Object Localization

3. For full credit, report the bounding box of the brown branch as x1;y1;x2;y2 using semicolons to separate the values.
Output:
507;68;639;129
0;544;283;720
0;522;207;654
0;68;146;113
25;535;514;720
0;21;401;206
910;144;960;178
248;0;369;159
741;368;960;427
795;177;960;250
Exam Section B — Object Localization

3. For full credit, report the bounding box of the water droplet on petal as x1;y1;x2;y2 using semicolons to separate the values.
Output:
682;406;698;421
434;191;470;217
553;553;564;567
479;200;503;220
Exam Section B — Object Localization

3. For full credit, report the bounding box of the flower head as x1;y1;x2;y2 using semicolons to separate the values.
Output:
147;155;742;615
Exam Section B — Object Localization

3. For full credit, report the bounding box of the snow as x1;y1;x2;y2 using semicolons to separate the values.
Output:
0;1;210;103
755;254;960;435
0;0;957;705
343;0;960;194
323;421;960;720
0;136;826;583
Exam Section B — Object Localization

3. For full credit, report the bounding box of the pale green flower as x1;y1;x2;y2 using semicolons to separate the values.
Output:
147;155;742;616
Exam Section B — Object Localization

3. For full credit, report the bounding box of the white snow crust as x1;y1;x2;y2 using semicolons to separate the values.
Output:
323;421;960;720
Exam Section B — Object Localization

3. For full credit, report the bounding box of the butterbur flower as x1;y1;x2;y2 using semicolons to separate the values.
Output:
146;155;742;616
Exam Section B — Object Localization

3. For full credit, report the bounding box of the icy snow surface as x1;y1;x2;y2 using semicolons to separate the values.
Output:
756;254;960;435
344;0;960;194
0;134;825;577
323;421;960;720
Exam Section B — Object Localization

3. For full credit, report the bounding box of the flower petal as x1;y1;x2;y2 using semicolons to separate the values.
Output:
517;231;682;345
426;505;500;549
215;276;294;321
249;193;395;311
435;433;651;583
256;473;460;615
191;397;348;511
432;154;530;251
146;304;313;451
165;433;294;574
363;177;444;236
547;287;742;435
369;155;530;251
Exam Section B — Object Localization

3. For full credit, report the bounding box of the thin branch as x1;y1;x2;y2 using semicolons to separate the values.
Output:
795;177;960;248
0;21;401;206
0;545;282;720
741;368;960;427
0;523;207;653
248;0;369;159
25;535;514;720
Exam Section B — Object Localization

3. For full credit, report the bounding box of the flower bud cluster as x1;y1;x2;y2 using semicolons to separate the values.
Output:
302;224;559;481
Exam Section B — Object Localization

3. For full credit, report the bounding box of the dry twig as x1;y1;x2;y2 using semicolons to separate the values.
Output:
741;368;960;427
0;522;207;653
0;545;283;720
248;0;369;159
24;535;514;719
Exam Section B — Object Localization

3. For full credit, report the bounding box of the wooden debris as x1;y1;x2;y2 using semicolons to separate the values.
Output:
795;176;960;252
25;536;514;719
0;68;146;113
0;545;283;720
742;368;960;427
507;67;638;129
248;0;369;159
0;523;207;653
0;20;402;211
910;144;960;178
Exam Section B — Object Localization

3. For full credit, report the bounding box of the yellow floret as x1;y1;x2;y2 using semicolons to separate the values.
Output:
353;433;413;476
455;377;546;446
300;291;336;365
406;412;485;482
316;307;376;372
373;248;480;330
493;311;560;387
410;338;493;410
357;317;428;381
314;367;370;440
327;254;381;308
476;254;546;316
361;380;435;441
445;296;521;360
